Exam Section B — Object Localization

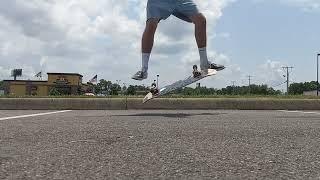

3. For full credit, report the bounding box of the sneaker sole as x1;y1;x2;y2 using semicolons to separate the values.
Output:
202;67;225;72
215;67;226;71
202;65;226;71
132;77;147;81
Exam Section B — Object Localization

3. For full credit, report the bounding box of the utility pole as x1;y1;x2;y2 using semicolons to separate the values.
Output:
247;76;253;86
282;66;294;95
231;81;236;95
157;74;159;88
317;54;320;96
247;75;253;94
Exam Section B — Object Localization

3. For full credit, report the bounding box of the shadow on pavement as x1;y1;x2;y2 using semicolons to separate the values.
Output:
113;113;226;118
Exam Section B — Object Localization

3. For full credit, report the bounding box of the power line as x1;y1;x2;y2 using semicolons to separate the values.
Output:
282;66;294;94
271;81;287;88
247;75;253;94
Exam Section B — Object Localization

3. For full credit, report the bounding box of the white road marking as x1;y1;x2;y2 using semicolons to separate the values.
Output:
0;110;72;121
277;110;320;115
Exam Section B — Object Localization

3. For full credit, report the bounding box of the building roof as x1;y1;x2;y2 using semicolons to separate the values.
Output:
3;80;48;82
47;73;83;77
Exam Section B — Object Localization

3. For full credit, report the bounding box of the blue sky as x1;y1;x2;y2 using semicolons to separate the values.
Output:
0;0;319;91
214;0;320;86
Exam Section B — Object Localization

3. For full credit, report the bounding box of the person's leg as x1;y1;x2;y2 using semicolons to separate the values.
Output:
189;14;209;70
132;0;173;80
189;13;207;48
173;1;211;70
174;0;225;71
190;14;225;71
141;18;159;72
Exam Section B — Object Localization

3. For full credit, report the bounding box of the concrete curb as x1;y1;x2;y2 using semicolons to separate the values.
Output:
1;98;320;110
127;98;320;110
0;98;126;110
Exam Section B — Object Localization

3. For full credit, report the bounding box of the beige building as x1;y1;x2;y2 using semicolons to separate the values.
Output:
303;90;320;96
4;73;85;96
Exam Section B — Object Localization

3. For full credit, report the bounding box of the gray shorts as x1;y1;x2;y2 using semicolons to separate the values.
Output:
147;0;200;23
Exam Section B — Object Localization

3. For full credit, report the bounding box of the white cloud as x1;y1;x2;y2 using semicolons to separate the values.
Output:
254;60;288;89
0;0;239;88
255;0;320;11
281;0;320;11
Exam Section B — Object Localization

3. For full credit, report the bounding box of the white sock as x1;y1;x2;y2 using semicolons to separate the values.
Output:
199;47;209;69
142;53;150;72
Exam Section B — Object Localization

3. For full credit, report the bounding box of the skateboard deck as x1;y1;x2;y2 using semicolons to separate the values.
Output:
143;69;217;103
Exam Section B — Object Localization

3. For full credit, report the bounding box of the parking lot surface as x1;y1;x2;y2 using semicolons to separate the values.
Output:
1;110;320;179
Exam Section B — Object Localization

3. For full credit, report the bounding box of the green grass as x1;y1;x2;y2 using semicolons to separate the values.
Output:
1;94;320;99
161;94;320;99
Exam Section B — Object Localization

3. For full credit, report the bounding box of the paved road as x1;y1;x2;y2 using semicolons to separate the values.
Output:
1;110;320;179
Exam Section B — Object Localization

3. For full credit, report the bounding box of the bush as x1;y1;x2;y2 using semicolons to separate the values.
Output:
49;88;61;96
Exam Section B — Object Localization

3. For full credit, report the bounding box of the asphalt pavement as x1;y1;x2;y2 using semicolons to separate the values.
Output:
1;110;320;179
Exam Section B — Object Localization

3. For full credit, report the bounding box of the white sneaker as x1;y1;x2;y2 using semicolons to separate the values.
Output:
201;61;225;71
208;62;225;71
132;70;148;81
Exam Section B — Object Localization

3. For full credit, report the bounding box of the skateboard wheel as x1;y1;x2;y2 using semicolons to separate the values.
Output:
193;65;198;70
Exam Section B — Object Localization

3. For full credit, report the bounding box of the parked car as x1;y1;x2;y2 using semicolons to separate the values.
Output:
84;93;95;96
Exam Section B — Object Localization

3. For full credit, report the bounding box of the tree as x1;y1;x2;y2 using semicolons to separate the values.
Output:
49;88;61;96
122;85;127;93
126;85;136;95
0;81;4;90
289;81;319;95
289;83;304;95
94;79;113;95
216;84;281;96
110;83;121;95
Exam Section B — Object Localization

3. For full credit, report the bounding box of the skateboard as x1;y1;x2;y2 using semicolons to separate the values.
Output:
143;65;217;103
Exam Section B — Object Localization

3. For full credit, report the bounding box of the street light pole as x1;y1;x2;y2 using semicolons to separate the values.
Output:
157;74;159;88
317;54;320;96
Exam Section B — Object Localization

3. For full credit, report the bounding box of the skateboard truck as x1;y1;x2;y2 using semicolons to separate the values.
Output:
150;81;159;95
193;65;202;78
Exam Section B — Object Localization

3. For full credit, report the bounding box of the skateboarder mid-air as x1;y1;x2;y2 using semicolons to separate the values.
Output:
132;0;225;81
